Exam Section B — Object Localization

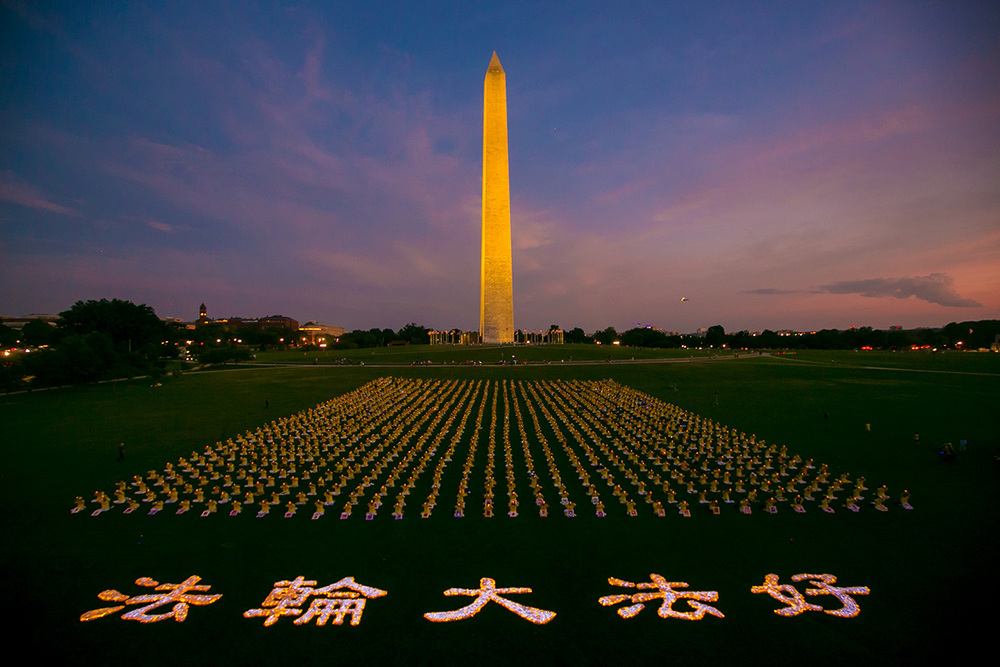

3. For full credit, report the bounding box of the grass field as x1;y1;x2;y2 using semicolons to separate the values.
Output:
245;342;738;365
3;348;997;665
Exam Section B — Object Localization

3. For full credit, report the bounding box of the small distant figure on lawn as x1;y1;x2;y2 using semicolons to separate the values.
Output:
939;443;956;463
900;490;913;510
117;442;125;462
823;413;829;430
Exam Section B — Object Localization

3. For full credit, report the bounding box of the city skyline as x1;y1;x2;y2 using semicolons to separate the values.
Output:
2;2;998;334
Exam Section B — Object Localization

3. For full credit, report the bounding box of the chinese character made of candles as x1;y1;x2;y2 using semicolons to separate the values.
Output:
80;569;872;627
424;577;556;624
80;576;222;623
244;576;387;626
599;574;724;620
751;573;870;617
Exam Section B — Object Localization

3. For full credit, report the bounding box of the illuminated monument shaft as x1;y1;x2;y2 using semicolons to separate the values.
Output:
480;52;514;344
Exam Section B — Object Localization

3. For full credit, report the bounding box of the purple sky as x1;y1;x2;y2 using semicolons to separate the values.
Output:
2;1;998;334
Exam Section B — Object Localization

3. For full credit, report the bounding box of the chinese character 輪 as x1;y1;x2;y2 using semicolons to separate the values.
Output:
244;576;387;626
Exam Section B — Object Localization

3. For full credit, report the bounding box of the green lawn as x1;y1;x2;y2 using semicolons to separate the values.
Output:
247;342;737;365
3;348;996;665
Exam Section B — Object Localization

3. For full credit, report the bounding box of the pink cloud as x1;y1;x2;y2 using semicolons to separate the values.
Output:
0;172;82;217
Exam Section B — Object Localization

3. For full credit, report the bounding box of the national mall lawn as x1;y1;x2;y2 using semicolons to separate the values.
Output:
3;347;996;665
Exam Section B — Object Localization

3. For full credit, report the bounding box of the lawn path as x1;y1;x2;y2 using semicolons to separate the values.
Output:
769;355;1000;377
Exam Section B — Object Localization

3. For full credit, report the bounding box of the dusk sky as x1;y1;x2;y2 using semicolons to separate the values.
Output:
2;1;998;334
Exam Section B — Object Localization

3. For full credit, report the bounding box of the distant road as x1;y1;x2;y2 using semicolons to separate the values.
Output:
238;353;771;369
769;354;1000;377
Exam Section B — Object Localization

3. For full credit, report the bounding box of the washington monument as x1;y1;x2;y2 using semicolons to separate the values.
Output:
480;51;514;344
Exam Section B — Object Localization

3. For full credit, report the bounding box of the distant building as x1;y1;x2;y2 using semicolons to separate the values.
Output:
258;315;299;331
193;304;297;330
0;314;59;331
299;321;347;346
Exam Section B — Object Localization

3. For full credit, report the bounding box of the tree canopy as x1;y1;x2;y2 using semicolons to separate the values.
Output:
2;299;175;390
57;299;172;357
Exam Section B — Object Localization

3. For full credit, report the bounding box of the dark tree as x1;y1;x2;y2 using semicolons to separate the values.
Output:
758;329;781;349
22;332;130;385
705;325;726;348
397;323;430;345
621;327;671;348
594;326;619;345
728;330;753;349
0;322;20;347
14;299;174;388
197;346;252;365
21;319;57;346
942;320;1000;349
57;299;173;358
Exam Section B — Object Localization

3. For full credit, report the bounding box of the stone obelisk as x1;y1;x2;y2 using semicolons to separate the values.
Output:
480;51;514;344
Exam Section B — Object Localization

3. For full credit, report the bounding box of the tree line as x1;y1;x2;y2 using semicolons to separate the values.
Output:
0;301;437;390
2;298;995;392
0;299;174;390
330;323;430;349
568;322;1000;351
